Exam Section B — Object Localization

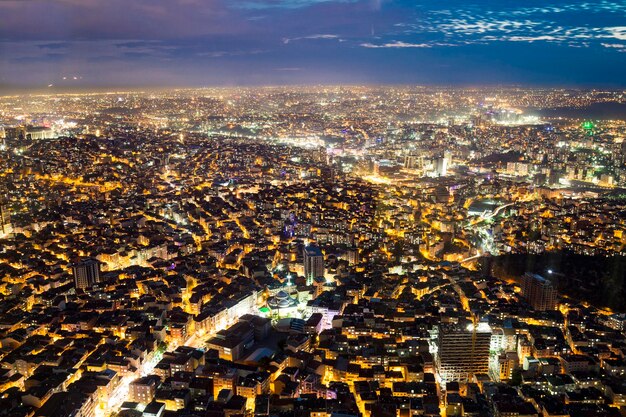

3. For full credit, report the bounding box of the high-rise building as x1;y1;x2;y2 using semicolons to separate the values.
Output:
435;152;450;177
346;246;359;266
0;204;11;235
437;323;491;383
316;145;328;164
72;258;101;289
5;126;26;140
303;245;324;286
520;273;557;311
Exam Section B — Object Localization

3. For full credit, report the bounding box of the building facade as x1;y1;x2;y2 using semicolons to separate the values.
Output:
72;258;101;289
303;245;324;286
520;273;557;311
437;323;492;383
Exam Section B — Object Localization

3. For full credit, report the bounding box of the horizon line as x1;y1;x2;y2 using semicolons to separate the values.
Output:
2;82;626;97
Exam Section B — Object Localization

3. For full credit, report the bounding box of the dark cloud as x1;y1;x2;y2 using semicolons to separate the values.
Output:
37;42;68;49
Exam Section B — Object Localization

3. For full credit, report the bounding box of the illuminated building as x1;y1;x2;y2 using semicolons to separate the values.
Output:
0;87;625;416
303;245;324;286
26;126;56;140
346;247;358;265
129;376;160;404
493;352;519;382
435;154;449;177
266;290;299;317
520;272;557;311
0;204;11;235
206;317;270;361
71;258;101;289
437;323;491;383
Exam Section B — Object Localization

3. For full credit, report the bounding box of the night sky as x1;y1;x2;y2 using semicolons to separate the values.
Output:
1;0;625;89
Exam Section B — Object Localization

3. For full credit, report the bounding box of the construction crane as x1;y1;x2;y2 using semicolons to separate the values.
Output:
469;312;478;381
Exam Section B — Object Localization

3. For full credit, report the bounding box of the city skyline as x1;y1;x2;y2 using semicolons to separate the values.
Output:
1;0;626;90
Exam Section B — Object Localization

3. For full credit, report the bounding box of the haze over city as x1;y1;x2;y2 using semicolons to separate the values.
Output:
1;1;626;417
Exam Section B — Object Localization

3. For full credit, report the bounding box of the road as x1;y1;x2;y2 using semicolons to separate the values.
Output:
466;200;523;257
102;330;208;417
459;253;482;264
102;351;162;417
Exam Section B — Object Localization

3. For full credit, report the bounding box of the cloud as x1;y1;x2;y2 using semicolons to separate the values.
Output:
607;27;626;40
0;0;234;40
436;19;543;36
1;0;626;87
283;34;339;44
508;2;626;16
388;3;626;50
602;42;626;52
0;39;179;62
507;35;561;42
360;41;432;48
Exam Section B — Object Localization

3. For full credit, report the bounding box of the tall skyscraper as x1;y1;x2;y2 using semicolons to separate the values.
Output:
520;273;557;311
437;323;491;383
303;245;324;286
72;258;101;289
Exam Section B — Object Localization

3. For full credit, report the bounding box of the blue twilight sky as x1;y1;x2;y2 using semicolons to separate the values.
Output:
0;0;625;89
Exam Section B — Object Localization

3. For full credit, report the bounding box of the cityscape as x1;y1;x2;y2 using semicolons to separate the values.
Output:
1;0;626;417
0;87;625;417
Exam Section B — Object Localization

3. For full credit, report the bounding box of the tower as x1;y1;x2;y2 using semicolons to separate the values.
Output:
317;145;328;165
435;154;449;177
303;245;324;286
72;258;101;289
0;203;11;235
520;273;557;311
